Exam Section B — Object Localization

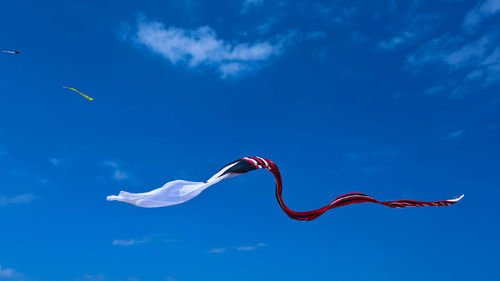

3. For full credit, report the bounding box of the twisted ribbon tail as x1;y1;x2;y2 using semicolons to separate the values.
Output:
242;157;464;221
107;156;463;221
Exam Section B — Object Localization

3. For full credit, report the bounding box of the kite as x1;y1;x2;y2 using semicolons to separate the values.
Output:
1;50;20;54
63;86;93;101
107;156;464;221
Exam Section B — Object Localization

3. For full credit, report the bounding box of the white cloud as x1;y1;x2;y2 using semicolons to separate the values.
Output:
49;158;59;165
234;246;256;251
218;63;249;79
463;0;500;31
378;35;408;50
402;2;500;94
77;273;106;281
442;129;465;140
312;3;356;24
377;13;439;51
38;178;50;185
305;31;327;40
0;265;24;280
206;248;226;254
244;0;262;5
235;242;267;251
424;85;445;95
104;160;118;169
104;161;129;181
0;194;35;207
465;69;484;81
407;32;500;91
444;34;494;67
312;2;331;16
132;18;291;78
112;170;128;180
112;236;149;247
256;16;280;35
207;242;266;253
241;0;263;14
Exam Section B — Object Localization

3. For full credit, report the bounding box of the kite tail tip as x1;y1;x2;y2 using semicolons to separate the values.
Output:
448;194;464;203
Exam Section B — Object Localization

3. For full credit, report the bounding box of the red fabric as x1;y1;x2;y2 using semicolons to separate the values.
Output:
242;157;461;221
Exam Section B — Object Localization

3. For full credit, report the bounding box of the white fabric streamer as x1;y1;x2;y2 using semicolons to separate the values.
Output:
106;162;239;207
107;156;463;220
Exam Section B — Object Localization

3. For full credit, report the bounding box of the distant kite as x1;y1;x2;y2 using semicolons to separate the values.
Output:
1;50;20;54
63;86;93;101
107;156;464;221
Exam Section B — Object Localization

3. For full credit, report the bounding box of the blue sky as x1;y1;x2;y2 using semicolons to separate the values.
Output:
1;0;499;280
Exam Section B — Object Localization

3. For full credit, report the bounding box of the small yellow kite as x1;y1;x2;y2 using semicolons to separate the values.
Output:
63;86;93;101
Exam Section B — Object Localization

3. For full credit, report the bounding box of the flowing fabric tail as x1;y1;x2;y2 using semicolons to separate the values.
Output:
107;156;463;221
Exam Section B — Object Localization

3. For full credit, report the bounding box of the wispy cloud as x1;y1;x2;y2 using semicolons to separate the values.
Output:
235;242;267;251
255;16;280;35
130;18;293;78
76;273;106;281
38;178;50;185
112;234;177;247
312;3;356;24
378;34;412;50
305;31;327;40
404;1;500;95
377;11;439;51
206;247;226;254
241;0;263;14
424;85;445;95
207;242;266;254
112;236;150;247
0;265;24;280
104;161;129;181
0;194;35;207
442;129;465;140
49;158;60;165
312;2;332;18
445;34;494;68
112;170;128;180
407;32;500;94
463;0;500;32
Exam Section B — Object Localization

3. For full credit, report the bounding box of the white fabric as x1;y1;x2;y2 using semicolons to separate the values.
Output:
106;162;239;208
